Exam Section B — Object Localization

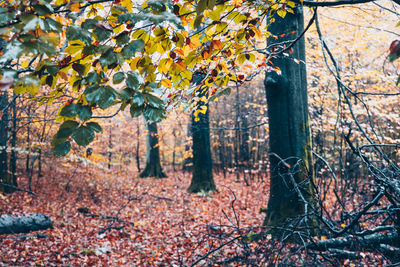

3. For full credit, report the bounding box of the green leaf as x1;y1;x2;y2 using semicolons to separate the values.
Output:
54;120;79;140
72;126;95;147
117;13;141;24
113;72;125;84
81;19;99;30
60;104;79;117
21;15;39;32
83;72;100;84
66;26;92;46
143;106;166;122
46;64;59;76
86;122;102;133
33;4;53;16
37;40;57;57
60;120;79;129
145;93;164;109
84;84;102;105
132;92;145;106
94;27;112;42
126;72;141;90
52;141;71;157
99;48;117;67
115;31;130;46
130;105;144;118
120;87;134;102
98;86;117;109
121;39;145;59
0;8;16;25
45;17;62;32
78;105;92;121
55;127;74;140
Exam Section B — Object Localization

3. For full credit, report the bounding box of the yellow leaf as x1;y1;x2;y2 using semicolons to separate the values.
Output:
271;3;279;10
232;0;243;7
209;10;221;21
158;58;173;74
70;2;81;12
277;9;286;18
250;25;262;39
161;78;171;88
174;48;185;57
130;57;141;70
55;0;67;5
65;40;84;55
190;36;201;49
21;60;30;69
122;0;133;12
341;224;346;228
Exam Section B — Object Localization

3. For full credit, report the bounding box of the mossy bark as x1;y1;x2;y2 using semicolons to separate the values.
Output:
263;6;316;232
139;122;167;178
188;88;216;193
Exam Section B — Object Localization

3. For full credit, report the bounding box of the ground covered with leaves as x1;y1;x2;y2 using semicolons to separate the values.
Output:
0;163;267;266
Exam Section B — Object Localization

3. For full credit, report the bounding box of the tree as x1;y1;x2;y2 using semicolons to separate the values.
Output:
139;122;166;178
0;91;11;192
188;89;216;193
263;7;315;227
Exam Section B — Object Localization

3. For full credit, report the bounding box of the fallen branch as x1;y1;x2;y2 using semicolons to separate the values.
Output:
0;214;52;235
306;231;399;251
0;183;40;197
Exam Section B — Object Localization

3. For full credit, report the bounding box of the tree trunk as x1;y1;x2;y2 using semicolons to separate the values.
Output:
108;128;112;170
188;86;216;193
263;6;315;228
240;115;250;163
135;118;141;172
0;91;13;193
10;93;17;186
0;213;52;234
182;122;193;171
139;122;166;178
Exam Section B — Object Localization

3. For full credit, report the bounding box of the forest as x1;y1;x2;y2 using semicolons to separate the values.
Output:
1;0;400;265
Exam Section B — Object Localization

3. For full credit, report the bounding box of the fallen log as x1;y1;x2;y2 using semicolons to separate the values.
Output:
306;231;399;251
0;213;52;235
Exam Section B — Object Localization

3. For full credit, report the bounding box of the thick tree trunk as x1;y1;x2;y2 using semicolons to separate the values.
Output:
0;92;13;193
0;214;52;234
263;7;315;228
139;122;166;178
188;86;216;193
10;93;17;186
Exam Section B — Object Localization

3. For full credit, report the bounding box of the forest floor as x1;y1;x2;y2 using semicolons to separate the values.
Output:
0;162;268;266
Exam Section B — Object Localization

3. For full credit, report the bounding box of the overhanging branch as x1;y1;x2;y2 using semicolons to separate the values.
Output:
292;0;375;7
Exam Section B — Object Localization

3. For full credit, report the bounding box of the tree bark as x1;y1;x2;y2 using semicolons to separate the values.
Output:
0;213;52;234
188;86;216;193
10;93;17;186
0;91;13;193
182;123;193;171
135;118;141;172
263;6;315;228
139;122;166;178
